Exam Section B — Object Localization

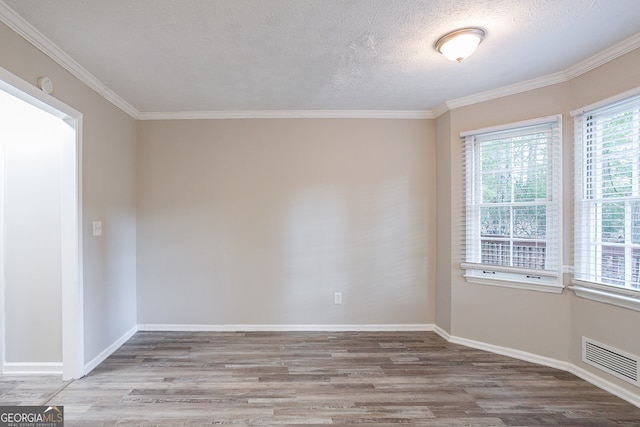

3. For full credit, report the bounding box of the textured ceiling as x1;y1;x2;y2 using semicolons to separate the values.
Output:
2;0;640;115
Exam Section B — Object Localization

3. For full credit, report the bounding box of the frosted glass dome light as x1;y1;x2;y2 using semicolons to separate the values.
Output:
435;28;486;62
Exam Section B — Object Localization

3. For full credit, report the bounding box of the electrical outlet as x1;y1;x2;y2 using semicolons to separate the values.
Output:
334;292;342;305
92;221;103;237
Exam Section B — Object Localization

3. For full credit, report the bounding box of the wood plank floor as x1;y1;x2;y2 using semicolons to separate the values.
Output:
2;331;640;426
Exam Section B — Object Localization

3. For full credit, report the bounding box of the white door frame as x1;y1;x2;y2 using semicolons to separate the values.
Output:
0;66;84;380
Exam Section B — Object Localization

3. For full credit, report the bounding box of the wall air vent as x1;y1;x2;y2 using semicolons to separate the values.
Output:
582;337;639;386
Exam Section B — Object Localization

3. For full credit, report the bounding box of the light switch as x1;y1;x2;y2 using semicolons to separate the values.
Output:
92;221;103;237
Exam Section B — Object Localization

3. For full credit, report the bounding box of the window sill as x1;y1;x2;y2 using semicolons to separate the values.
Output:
461;264;564;294
570;281;640;312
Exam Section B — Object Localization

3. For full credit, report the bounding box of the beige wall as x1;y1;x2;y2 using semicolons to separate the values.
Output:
0;21;137;365
567;48;640;393
446;84;572;361
437;47;640;396
435;111;452;332
137;118;435;326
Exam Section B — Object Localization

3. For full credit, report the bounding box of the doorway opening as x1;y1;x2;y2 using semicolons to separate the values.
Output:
0;68;83;380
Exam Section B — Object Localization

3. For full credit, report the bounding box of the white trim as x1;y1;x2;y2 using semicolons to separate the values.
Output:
67;115;84;381
443;332;640;408
433;325;451;341
565;32;640;80
569;284;640;312
446;72;568;114
83;325;138;376
448;334;569;371
463;274;565;294
461;262;559;278
0;1;139;118
568;363;640;409
3;362;63;375
570;86;640;116
0;65;81;119
431;103;450;119
138;323;434;332
0;66;84;381
460;114;562;138
60;113;84;381
571;280;640;298
137;110;433;120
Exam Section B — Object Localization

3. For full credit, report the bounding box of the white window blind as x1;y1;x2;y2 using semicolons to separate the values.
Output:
574;93;640;293
461;116;562;292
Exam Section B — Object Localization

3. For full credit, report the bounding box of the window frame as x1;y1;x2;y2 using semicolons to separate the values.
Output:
461;115;563;294
571;88;640;311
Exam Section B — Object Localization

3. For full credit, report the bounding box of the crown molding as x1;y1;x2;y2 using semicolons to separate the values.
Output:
565;32;640;80
434;32;640;117
137;109;433;120
431;103;450;119
135;31;640;120
2;0;638;121
0;1;139;118
443;71;568;113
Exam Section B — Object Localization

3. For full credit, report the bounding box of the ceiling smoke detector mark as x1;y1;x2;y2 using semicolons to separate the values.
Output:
37;77;54;94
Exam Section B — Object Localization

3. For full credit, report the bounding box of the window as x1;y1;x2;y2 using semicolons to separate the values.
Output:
461;116;563;293
573;91;640;309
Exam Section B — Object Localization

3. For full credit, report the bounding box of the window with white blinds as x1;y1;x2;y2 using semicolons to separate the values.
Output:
461;116;563;293
573;93;640;297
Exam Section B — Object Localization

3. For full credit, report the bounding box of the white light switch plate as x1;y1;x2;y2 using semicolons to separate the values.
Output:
334;292;342;305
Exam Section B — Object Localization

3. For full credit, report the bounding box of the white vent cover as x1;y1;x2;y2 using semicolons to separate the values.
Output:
582;337;639;386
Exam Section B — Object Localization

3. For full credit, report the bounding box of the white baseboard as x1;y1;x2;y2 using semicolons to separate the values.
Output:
438;330;640;409
448;335;570;371
3;362;63;375
137;323;434;332
83;324;138;375
569;364;640;408
9;322;635;409
433;325;451;341
25;321;637;409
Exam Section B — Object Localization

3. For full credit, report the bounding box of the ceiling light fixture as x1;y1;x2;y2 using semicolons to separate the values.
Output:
435;28;486;62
